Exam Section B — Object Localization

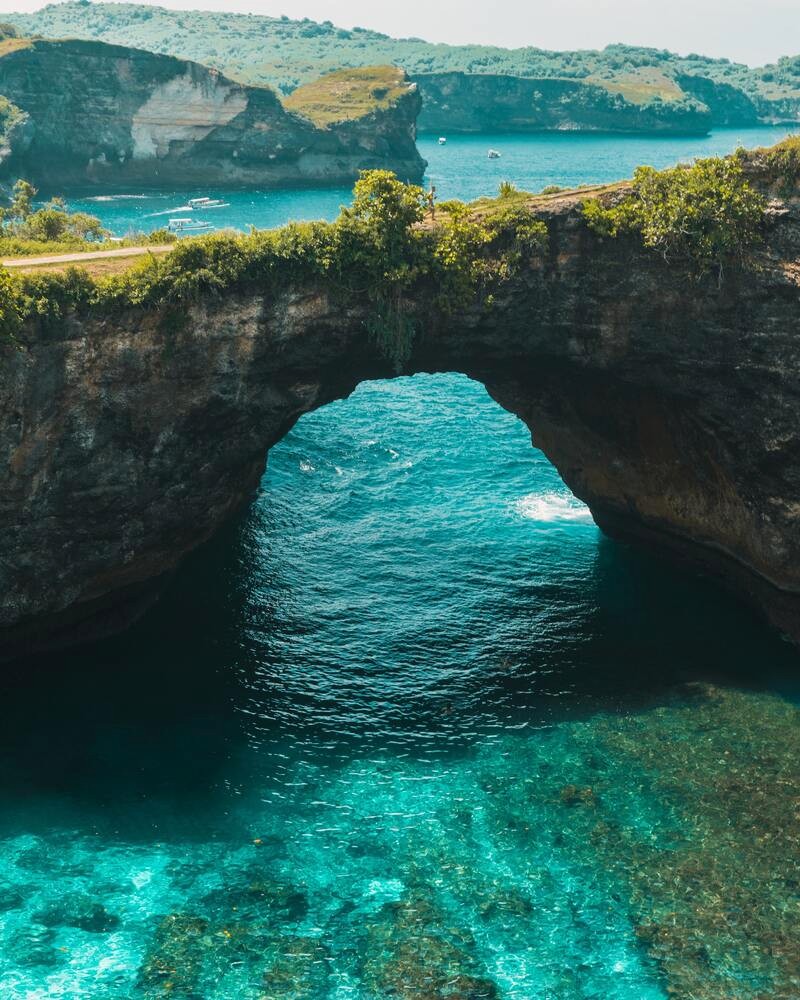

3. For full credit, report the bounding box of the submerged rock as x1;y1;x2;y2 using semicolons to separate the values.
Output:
34;892;121;933
559;784;598;807
201;875;308;924
260;936;331;999
137;913;209;998
0;882;25;912
361;893;499;999
7;924;61;968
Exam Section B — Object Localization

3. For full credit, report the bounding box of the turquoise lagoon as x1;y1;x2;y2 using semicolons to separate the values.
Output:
3;129;800;999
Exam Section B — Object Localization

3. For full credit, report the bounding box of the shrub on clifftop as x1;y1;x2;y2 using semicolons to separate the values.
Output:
582;156;766;276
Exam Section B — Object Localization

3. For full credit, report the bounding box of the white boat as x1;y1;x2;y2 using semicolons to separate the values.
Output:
488;148;501;159
188;196;230;209
168;217;213;232
438;137;447;145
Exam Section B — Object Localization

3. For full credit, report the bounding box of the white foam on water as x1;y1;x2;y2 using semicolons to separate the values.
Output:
145;205;193;217
513;492;594;524
84;194;150;202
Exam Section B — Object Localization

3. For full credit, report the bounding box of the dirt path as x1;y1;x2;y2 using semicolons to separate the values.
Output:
2;245;174;269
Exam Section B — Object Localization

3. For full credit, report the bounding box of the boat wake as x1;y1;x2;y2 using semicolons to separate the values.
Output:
146;206;193;217
84;194;151;202
513;492;594;524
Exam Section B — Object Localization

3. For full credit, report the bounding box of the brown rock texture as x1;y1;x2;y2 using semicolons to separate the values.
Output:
2;182;800;658
0;39;425;190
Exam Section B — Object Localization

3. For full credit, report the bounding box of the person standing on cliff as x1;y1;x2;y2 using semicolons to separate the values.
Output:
428;184;437;220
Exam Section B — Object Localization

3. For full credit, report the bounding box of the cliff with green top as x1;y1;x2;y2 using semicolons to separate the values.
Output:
414;73;711;134
0;36;425;191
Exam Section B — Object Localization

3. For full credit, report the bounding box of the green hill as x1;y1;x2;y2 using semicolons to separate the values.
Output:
8;2;800;126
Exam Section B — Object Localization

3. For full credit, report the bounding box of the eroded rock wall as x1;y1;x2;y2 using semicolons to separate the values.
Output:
2;187;800;657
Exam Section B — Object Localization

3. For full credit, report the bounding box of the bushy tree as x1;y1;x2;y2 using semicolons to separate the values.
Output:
0;182;108;246
10;180;36;220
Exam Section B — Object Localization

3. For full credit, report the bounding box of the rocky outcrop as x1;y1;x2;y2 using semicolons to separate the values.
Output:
0;39;425;190
414;73;712;135
676;74;762;127
3;167;800;659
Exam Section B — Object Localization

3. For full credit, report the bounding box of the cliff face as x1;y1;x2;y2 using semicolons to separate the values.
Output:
0;39;425;190
3;172;800;658
676;74;762;127
414;73;712;135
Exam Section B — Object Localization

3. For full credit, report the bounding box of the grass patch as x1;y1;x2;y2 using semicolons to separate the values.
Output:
0;36;33;58
590;68;685;105
283;65;411;126
6;248;174;278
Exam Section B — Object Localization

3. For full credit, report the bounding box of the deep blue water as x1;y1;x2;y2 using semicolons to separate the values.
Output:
3;130;800;998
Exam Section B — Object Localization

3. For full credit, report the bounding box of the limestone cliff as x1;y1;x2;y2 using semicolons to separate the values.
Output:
414;73;712;135
3;161;800;659
0;39;425;190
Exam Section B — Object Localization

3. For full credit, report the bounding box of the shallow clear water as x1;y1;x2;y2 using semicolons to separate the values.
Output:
5;133;800;998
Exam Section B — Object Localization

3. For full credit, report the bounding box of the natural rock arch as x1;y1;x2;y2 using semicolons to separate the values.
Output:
2;186;800;658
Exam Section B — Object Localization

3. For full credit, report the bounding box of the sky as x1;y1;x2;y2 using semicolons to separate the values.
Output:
1;0;798;66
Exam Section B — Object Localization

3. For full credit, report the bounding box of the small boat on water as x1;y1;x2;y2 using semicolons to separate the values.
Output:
438;137;447;145
488;148;501;159
168;217;213;233
188;196;230;209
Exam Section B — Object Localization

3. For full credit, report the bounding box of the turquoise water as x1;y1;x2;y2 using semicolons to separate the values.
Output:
4;131;800;998
63;126;796;236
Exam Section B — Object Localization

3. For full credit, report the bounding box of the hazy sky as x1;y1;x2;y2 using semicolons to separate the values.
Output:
2;0;798;66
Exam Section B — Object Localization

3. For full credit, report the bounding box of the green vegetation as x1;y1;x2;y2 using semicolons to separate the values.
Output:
587;67;685;105
762;134;800;194
0;180;108;253
0;93;24;145
284;66;411;126
0;170;548;366
0;180;177;258
8;1;800;120
582;156;766;274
